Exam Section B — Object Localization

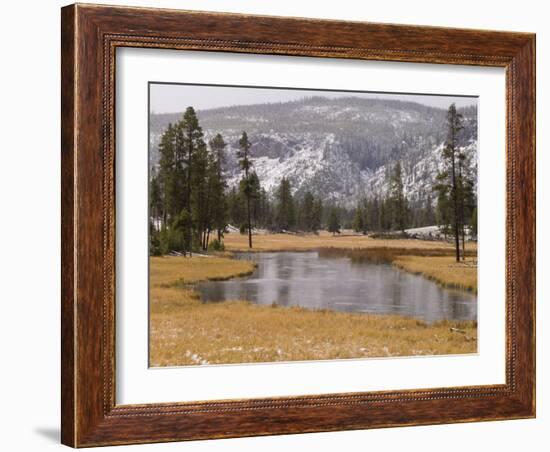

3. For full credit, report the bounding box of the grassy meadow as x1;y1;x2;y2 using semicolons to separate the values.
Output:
149;234;477;367
222;231;475;252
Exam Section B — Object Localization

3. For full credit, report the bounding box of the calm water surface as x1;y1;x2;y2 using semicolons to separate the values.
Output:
195;251;477;322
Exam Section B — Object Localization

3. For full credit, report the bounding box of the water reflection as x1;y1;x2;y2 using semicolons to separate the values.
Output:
195;252;477;323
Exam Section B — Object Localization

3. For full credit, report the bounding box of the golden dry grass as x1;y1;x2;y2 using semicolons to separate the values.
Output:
149;254;477;367
393;255;478;292
150;255;256;286
223;231;477;253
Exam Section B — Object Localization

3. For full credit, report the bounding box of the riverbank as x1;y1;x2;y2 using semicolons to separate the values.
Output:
393;255;477;292
149;254;477;367
317;246;477;293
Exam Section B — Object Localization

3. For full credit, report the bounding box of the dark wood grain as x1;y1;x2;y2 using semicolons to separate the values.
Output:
61;3;536;447
60;4;76;446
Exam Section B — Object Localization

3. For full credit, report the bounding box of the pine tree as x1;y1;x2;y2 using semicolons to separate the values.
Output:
208;134;228;243
171;209;192;253
311;198;323;233
149;220;161;256
275;177;295;230
176;107;205;255
370;196;381;231
434;174;452;239
257;188;272;230
433;103;464;261
227;187;245;228
470;207;478;240
302;191;315;231
157;123;181;227
237;131;253;248
191;140;209;251
327;207;341;236
352;206;364;233
247;171;262;227
149;167;162;231
456;150;476;258
423;194;436;226
360;198;369;234
379;198;388;231
387;161;408;232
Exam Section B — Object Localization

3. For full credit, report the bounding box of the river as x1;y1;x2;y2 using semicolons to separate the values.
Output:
195;251;477;323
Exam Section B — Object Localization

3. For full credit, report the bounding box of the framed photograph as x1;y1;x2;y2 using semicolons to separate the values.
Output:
61;3;535;447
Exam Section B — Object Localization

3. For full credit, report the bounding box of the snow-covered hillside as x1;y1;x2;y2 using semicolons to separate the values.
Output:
149;96;477;207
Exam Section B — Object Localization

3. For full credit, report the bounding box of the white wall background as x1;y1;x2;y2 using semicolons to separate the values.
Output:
0;1;545;450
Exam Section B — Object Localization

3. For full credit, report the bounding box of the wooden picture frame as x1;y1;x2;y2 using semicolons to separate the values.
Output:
61;3;535;447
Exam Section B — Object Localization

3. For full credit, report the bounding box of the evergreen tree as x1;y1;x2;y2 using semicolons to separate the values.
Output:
200;145;224;251
352;206;365;233
171;210;192;253
237;131;254;248
387;161;408;232
275;177;295;230
157;123;183;226
257;188;273;230
434;175;452;239
360;198;369;233
149;167;163;230
457;151;476;257
227;186;245;228
302;191;315;231
177;107;205;254
247;171;262;227
379;197;392;231
470;207;478;240
208;134;228;243
311;198;323;233
423;194;436;226
433;103;464;261
369;196;381;231
149;220;161;256
327;207;341;236
190;140;210;251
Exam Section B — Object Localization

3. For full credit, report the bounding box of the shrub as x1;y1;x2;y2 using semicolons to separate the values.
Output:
149;221;162;256
159;227;185;255
208;239;225;252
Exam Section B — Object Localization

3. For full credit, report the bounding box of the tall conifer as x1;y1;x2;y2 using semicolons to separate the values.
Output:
237;132;253;248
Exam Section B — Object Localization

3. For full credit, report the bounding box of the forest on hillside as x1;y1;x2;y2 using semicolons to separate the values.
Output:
149;104;477;262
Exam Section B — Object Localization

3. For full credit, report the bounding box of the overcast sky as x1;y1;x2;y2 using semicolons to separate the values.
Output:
150;83;477;114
